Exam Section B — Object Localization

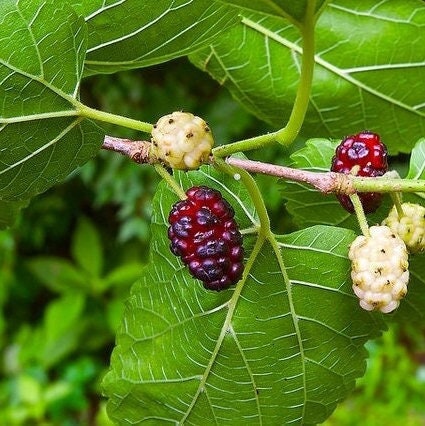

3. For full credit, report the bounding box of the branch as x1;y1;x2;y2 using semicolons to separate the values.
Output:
225;157;353;194
225;157;425;194
102;135;151;164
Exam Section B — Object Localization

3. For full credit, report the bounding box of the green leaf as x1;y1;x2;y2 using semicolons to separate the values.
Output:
42;293;86;367
71;217;103;278
16;293;86;368
215;0;328;24
280;138;393;229
392;253;425;325
0;0;103;202
190;0;425;152
69;0;240;75
103;262;145;290
26;257;86;294
0;199;28;229
406;138;425;180
103;167;387;424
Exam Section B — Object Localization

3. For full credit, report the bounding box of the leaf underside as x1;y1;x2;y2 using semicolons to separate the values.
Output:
103;166;388;424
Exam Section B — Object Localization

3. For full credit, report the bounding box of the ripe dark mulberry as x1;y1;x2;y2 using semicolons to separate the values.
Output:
168;186;244;291
331;131;388;213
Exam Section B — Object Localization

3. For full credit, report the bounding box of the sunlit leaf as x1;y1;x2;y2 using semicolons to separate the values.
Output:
26;257;87;294
71;217;104;278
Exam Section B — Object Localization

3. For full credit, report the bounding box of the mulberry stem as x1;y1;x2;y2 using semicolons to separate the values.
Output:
154;164;187;200
350;193;370;237
390;192;405;219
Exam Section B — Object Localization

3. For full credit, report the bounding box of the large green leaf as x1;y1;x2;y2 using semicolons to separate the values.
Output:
103;167;390;424
69;0;240;75
0;0;103;204
190;0;425;153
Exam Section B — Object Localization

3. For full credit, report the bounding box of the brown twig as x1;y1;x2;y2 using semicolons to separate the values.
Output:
225;156;355;195
102;135;151;164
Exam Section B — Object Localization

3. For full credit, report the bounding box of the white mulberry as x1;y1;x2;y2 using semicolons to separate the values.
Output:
349;225;409;313
382;202;425;253
150;111;214;170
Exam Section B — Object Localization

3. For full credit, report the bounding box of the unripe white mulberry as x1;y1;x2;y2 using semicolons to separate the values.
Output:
382;202;425;253
150;111;214;170
348;225;409;313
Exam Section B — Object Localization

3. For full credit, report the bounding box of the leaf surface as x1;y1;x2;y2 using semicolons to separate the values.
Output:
69;0;240;75
0;0;103;202
103;167;387;424
190;0;425;152
214;0;328;24
71;216;104;278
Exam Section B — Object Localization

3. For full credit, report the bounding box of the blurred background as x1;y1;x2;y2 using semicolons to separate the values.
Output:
0;59;424;425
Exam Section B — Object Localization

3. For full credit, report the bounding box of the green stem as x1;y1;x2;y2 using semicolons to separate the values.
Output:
274;0;316;146
214;158;270;233
350;193;370;237
390;192;405;218
154;164;187;200
77;103;153;134
212;132;278;158
213;0;317;157
353;177;425;193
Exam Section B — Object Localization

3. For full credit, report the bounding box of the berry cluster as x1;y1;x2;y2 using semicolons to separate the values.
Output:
150;111;214;170
383;202;425;253
331;131;388;213
168;186;244;291
349;225;409;313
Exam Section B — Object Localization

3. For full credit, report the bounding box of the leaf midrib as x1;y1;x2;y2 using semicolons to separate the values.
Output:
180;227;310;424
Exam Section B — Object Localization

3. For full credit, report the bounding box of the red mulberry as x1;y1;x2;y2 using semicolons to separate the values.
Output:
331;131;388;213
168;186;244;290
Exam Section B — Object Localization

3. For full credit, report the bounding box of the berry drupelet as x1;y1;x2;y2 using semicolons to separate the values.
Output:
331;131;388;213
168;186;244;291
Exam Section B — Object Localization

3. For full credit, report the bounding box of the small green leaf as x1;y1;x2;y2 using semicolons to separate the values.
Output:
71;217;103;278
406;138;425;180
70;0;240;75
280;138;393;229
103;167;387;424
0;0;103;202
190;0;425;152
26;257;86;294
42;293;86;368
103;263;145;290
